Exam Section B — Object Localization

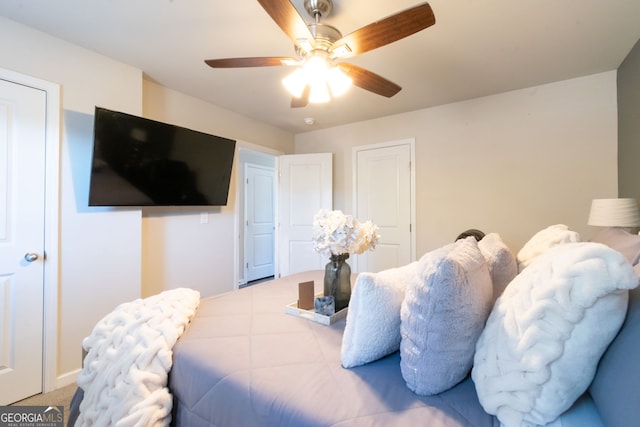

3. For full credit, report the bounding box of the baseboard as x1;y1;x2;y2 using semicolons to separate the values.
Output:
55;369;80;389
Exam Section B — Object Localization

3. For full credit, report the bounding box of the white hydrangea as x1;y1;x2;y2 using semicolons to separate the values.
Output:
312;209;380;258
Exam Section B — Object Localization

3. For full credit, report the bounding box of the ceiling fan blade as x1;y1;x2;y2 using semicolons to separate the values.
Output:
257;0;315;52
338;63;401;98
205;57;298;68
331;3;435;58
290;85;310;108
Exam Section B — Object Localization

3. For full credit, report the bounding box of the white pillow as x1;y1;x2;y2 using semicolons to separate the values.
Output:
516;224;581;272
400;237;493;395
341;261;418;368
478;232;517;302
472;242;637;427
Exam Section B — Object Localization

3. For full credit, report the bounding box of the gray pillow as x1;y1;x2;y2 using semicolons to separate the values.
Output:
400;237;493;395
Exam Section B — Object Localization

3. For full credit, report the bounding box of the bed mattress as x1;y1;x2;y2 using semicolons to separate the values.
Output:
169;270;498;427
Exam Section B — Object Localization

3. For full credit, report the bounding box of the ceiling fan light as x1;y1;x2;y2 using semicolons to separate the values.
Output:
282;68;307;98
309;81;331;103
303;55;329;81
327;67;352;97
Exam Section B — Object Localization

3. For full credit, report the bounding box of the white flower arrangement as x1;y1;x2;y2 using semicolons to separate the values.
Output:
312;209;380;258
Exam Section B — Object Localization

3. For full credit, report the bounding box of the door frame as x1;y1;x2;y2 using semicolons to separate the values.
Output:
351;138;416;271
0;68;60;392
233;142;281;289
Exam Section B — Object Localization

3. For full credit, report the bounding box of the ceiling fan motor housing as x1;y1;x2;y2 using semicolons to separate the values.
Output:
309;23;342;52
304;0;333;19
301;0;340;54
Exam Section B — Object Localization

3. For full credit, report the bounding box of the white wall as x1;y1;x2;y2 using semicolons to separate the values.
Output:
295;72;619;255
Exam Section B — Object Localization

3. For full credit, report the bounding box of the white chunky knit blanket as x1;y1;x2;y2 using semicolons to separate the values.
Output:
75;288;200;427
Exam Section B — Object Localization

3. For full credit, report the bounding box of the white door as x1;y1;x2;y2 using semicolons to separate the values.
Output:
245;163;275;282
354;141;414;273
278;153;332;276
0;78;47;404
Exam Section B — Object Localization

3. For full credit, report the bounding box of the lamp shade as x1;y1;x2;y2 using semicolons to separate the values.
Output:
588;198;640;227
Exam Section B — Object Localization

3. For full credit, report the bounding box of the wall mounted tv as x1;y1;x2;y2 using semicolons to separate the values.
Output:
88;107;236;206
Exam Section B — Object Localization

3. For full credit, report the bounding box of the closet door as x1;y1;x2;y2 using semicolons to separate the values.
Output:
277;153;332;276
353;140;415;273
0;78;46;404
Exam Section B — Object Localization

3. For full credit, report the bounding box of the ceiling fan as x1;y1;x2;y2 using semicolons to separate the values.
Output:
204;0;436;107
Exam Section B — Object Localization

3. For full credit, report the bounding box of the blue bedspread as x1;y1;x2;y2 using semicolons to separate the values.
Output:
169;271;498;427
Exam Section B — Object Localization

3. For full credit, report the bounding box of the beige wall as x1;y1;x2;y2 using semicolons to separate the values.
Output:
141;81;293;298
618;38;640;199
0;17;294;386
142;79;293;153
295;72;619;255
0;17;144;384
0;13;624;390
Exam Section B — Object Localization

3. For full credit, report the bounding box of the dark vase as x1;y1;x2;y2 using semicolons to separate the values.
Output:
323;253;352;312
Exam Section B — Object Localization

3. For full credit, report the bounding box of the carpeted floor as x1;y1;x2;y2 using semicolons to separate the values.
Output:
10;383;77;424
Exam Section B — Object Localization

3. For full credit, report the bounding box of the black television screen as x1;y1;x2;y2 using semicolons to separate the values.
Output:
88;107;236;206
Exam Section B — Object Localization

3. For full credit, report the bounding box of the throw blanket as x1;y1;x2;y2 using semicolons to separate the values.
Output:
75;288;200;427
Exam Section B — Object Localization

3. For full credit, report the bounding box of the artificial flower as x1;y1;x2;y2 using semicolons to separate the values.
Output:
312;209;380;258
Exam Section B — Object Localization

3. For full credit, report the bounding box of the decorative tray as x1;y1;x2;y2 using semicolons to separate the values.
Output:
285;300;348;325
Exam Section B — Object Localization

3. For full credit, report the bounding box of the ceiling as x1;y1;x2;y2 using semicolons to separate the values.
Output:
1;0;639;134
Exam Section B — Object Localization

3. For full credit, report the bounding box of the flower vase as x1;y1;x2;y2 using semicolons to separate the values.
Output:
323;253;351;312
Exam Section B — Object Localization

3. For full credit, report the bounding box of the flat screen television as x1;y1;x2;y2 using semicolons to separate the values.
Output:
88;107;236;206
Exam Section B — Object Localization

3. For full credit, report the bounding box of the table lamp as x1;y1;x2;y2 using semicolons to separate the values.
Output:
588;198;640;232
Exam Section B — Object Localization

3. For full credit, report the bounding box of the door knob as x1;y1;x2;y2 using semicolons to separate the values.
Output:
24;252;39;262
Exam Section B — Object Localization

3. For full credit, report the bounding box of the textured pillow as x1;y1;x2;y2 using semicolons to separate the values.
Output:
400;237;493;395
472;242;638;427
590;226;640;265
478;232;517;301
516;224;581;272
341;261;418;368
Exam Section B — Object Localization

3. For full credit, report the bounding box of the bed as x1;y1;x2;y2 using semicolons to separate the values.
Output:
168;270;497;427
68;226;640;427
